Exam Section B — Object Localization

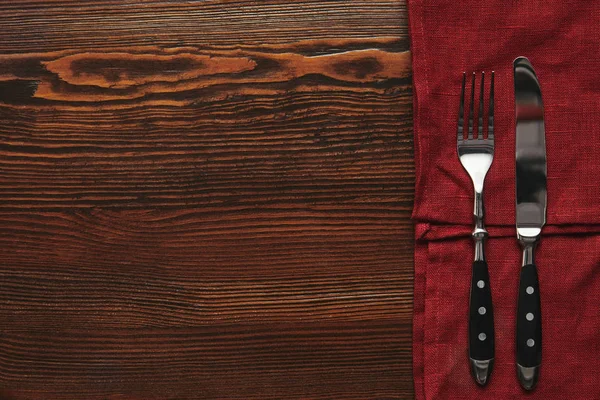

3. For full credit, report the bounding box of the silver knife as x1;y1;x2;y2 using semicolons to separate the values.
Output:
513;56;546;391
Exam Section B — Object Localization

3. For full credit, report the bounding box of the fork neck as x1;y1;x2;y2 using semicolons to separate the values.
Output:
473;190;488;262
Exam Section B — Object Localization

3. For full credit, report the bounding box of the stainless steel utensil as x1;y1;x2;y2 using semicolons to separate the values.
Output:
514;56;546;391
457;71;496;386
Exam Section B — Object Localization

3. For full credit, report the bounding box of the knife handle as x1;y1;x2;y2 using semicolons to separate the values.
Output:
469;260;494;385
517;263;542;390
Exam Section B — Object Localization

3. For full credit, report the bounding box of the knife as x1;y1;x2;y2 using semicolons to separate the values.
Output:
513;56;546;391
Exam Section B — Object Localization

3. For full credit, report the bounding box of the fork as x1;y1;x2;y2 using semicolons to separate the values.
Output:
457;71;495;386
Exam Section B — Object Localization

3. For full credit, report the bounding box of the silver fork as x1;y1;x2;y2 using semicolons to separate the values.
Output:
457;71;495;386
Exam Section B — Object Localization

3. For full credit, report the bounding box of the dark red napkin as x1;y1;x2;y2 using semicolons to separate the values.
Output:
408;1;600;398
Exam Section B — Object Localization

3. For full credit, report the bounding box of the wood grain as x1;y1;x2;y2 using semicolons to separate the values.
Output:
0;1;414;399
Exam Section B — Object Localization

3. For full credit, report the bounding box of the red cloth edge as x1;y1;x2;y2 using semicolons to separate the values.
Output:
407;2;426;398
413;240;427;400
407;0;426;224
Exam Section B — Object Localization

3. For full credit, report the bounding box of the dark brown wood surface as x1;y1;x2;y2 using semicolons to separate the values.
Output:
0;1;414;399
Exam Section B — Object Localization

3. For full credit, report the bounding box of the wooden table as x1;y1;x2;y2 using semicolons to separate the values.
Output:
0;1;414;399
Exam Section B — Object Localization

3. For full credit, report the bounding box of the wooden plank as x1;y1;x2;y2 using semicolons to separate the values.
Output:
0;322;412;400
0;1;409;53
0;1;414;398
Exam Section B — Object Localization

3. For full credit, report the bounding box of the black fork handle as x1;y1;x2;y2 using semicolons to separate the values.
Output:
469;260;495;385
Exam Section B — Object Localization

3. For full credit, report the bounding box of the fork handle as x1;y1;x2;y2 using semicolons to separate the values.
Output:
469;260;495;385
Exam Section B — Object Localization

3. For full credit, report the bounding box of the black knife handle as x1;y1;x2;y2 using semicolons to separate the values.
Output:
469;260;495;363
517;263;542;368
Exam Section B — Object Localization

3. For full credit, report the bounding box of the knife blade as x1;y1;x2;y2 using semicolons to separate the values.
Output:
514;56;546;391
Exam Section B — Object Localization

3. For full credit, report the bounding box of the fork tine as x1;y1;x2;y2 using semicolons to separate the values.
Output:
488;71;494;140
458;72;466;141
478;72;484;140
468;72;475;139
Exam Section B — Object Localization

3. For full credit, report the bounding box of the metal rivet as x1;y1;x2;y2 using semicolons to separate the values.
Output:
478;333;486;341
477;280;485;289
526;313;534;321
526;286;534;295
527;339;535;347
478;307;486;315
